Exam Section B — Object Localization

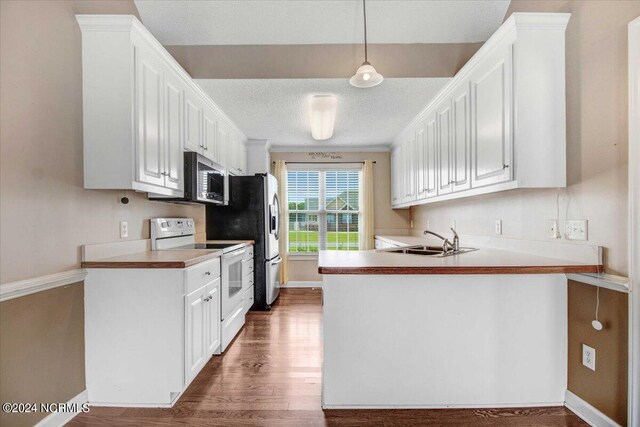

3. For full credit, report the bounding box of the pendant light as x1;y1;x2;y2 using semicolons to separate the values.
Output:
350;0;383;88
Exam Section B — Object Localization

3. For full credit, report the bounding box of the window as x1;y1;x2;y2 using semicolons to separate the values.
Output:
287;168;361;253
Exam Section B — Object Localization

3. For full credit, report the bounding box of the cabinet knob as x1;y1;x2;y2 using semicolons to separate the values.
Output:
204;271;211;276
503;164;509;169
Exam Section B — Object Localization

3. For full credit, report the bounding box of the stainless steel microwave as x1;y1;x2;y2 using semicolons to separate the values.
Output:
149;152;227;205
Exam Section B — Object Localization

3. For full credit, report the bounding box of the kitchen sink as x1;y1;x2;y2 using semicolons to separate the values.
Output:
378;245;478;257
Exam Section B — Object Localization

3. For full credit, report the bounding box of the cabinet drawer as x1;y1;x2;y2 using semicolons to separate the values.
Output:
244;245;254;260
243;285;254;314
242;257;254;278
186;258;220;295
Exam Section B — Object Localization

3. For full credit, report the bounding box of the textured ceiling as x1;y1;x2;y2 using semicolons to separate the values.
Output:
135;0;511;46
196;78;450;148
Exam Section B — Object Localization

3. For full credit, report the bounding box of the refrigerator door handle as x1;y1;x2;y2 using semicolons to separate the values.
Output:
271;256;283;265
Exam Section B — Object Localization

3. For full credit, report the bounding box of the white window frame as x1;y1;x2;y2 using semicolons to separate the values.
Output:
286;163;363;256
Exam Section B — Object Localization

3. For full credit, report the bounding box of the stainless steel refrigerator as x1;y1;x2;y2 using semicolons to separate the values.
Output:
206;174;281;310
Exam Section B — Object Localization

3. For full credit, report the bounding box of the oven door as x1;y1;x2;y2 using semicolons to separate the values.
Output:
221;248;247;320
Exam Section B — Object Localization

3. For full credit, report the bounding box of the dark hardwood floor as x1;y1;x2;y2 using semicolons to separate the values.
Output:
71;288;587;426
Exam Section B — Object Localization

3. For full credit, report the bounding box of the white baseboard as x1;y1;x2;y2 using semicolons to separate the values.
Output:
282;281;323;288
34;390;88;427
565;390;621;427
323;401;565;409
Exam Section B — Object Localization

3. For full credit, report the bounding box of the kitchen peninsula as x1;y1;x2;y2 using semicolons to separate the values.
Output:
318;236;602;409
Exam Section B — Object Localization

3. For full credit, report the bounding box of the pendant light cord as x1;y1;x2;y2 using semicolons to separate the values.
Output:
363;0;368;63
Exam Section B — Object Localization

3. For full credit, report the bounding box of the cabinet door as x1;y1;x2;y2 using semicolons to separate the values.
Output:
437;100;453;195
184;89;203;153
415;125;426;200
390;150;400;206
424;114;438;198
471;45;513;187
240;143;247;175
134;45;165;187
215;121;228;166
164;72;184;191
205;279;221;357
451;82;471;192
405;138;417;203
185;288;207;385
202;108;217;162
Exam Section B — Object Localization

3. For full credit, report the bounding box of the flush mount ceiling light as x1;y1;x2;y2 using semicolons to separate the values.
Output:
350;0;383;88
309;95;337;141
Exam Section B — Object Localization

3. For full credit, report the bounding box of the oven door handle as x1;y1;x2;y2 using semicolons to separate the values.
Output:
271;256;283;265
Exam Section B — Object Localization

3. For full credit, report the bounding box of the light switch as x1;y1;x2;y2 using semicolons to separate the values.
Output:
120;221;129;239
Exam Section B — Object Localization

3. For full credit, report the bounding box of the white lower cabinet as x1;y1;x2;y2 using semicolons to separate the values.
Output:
85;258;222;407
391;13;569;208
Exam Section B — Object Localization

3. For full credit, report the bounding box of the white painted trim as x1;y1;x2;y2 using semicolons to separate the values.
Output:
628;15;640;427
565;273;629;294
564;390;621;427
323;401;565;410
0;269;87;302
283;281;323;288
34;390;88;427
269;145;391;153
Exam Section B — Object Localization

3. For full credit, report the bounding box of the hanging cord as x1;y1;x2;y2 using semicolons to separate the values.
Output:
363;0;368;63
595;286;600;322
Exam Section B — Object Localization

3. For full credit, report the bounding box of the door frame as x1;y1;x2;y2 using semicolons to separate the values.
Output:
629;15;640;427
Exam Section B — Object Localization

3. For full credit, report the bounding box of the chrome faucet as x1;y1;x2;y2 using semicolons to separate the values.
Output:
423;228;460;253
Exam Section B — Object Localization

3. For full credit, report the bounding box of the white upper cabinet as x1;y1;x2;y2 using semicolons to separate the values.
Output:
184;89;203;154
451;81;471;192
135;45;165;189
391;13;570;208
436;100;453;196
470;45;512;188
203;106;218;162
164;70;185;191
424;114;438;198
76;15;246;195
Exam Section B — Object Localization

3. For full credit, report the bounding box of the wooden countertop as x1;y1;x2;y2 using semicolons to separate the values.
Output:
82;240;253;269
318;236;602;275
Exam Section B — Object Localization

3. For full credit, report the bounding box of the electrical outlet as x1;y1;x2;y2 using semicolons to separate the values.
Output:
582;344;596;371
120;221;129;239
494;219;502;235
451;220;456;229
546;220;560;239
565;220;588;240
426;220;431;229
410;219;414;229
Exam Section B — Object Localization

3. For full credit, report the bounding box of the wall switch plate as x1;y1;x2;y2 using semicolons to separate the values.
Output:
546;220;560;239
426;220;431;229
565;220;588;240
451;220;456;230
582;344;596;371
410;220;414;229
494;219;502;235
120;221;128;239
